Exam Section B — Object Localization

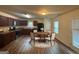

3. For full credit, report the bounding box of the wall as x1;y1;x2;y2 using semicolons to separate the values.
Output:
30;18;52;32
58;8;79;53
27;18;44;23
44;17;51;31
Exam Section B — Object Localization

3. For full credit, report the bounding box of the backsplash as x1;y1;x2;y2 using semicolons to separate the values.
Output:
0;27;9;32
0;26;28;32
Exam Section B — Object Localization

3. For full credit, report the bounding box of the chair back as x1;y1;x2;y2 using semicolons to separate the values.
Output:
51;33;56;40
33;30;37;33
30;32;35;40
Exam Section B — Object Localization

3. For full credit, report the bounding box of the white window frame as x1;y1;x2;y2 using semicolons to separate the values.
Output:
54;21;59;33
72;19;79;48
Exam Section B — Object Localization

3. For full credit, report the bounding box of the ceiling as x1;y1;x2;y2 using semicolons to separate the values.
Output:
0;5;79;19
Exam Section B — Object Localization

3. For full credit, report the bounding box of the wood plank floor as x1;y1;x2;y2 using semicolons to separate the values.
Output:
0;35;75;54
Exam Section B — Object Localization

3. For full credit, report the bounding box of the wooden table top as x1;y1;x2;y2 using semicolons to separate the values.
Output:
34;32;52;37
34;32;49;34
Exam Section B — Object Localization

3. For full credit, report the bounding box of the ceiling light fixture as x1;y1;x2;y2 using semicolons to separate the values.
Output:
25;14;32;18
41;12;46;15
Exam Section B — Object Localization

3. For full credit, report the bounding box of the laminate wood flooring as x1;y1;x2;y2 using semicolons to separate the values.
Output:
0;35;75;54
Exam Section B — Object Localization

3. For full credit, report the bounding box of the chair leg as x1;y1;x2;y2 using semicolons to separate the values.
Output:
50;38;52;46
34;39;35;45
50;40;52;46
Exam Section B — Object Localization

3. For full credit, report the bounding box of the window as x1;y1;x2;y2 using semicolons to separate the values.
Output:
72;19;79;48
13;21;16;26
54;21;59;33
28;21;33;27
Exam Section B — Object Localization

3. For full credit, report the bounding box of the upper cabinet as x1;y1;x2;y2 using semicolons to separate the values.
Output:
0;15;28;27
9;18;14;26
33;21;38;26
0;16;9;26
16;20;27;26
19;20;27;26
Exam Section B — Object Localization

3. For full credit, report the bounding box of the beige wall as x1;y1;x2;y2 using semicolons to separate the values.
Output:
29;18;44;23
30;18;53;32
44;17;52;31
58;8;79;53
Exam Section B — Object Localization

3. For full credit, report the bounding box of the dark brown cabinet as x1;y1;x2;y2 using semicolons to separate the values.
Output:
0;16;9;26
20;20;27;26
0;15;28;27
33;21;38;26
0;31;16;48
16;20;27;26
9;18;14;26
19;28;33;36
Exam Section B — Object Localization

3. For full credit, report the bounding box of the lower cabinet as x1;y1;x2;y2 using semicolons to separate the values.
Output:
19;28;33;36
0;31;16;48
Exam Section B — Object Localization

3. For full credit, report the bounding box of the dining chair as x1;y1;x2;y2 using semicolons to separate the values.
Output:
51;33;56;40
33;30;41;40
33;30;37;33
30;32;35;43
45;33;56;46
40;28;44;32
30;32;40;45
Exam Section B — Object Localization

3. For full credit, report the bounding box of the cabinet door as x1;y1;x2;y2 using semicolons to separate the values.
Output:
19;20;27;26
33;21;38;26
16;20;27;26
9;18;14;26
0;34;4;48
5;17;9;26
0;16;9;26
0;16;5;26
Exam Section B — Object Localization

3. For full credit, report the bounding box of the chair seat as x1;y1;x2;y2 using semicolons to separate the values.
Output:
35;37;40;40
45;37;51;40
45;33;56;41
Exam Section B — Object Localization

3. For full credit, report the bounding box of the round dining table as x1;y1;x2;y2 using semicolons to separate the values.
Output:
34;32;52;41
